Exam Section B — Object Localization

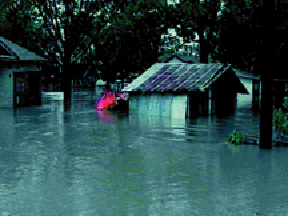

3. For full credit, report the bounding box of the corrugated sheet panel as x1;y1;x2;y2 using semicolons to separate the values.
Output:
122;63;227;92
123;63;165;92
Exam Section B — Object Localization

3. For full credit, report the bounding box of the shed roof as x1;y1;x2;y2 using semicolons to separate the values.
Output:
0;36;48;63
121;63;249;94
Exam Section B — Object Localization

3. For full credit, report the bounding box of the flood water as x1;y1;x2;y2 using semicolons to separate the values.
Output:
1;85;288;216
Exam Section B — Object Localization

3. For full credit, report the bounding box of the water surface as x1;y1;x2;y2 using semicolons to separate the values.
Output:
0;91;287;216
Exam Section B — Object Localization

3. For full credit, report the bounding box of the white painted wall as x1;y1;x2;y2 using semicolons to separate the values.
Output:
0;64;42;109
129;93;187;120
128;93;188;139
0;67;13;109
237;78;261;110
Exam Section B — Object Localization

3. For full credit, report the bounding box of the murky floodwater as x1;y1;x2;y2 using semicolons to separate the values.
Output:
1;93;288;216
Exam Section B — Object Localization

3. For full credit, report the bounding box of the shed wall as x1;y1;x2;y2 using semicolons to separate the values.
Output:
128;92;188;120
0;67;13;109
0;64;42;108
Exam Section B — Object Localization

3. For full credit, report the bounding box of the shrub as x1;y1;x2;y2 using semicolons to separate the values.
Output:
226;97;288;145
273;97;288;140
227;131;247;145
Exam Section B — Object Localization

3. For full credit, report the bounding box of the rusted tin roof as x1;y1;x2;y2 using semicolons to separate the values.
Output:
0;36;48;63
121;63;249;94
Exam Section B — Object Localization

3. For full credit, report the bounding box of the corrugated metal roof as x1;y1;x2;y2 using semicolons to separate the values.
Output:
0;36;48;62
121;63;228;92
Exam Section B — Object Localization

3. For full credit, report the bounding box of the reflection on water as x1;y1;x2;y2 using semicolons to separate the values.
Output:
1;96;287;216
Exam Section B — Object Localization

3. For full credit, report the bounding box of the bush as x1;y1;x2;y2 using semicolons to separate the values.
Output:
227;97;288;145
226;131;247;145
273;97;288;140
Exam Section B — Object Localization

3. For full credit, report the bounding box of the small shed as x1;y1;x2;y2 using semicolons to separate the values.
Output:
121;62;249;118
0;36;48;109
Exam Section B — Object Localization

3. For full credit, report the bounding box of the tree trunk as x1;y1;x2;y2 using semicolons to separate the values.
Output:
199;30;209;64
62;67;72;112
260;75;273;149
259;0;275;149
61;3;73;112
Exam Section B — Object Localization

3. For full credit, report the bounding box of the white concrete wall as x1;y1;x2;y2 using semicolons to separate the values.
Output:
128;93;188;138
129;93;187;120
0;64;42;109
0;67;13;109
237;78;261;110
42;92;64;101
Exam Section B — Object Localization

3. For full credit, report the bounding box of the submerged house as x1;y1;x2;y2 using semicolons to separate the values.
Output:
121;62;249;119
0;36;48;109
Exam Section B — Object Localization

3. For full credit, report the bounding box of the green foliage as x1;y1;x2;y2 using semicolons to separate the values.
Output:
227;131;248;145
213;0;288;73
226;97;288;145
92;3;167;83
0;1;36;39
273;97;288;138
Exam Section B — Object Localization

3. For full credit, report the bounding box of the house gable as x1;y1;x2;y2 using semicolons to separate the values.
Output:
0;36;49;109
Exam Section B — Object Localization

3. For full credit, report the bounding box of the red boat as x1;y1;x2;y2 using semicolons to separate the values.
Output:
96;92;128;111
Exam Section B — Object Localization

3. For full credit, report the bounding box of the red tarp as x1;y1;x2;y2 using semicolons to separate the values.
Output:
96;92;117;111
95;92;128;111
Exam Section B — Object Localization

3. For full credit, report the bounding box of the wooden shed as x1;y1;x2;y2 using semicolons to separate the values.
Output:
121;62;249;118
0;36;48;109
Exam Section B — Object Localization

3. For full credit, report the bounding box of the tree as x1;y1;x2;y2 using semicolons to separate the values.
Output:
149;0;222;63
1;0;174;94
215;0;288;148
1;0;135;110
212;2;258;70
212;0;288;75
0;0;42;44
258;0;275;149
79;0;173;90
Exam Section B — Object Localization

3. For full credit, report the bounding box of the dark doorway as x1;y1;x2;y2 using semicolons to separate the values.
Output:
215;88;237;115
13;72;29;108
27;71;42;106
13;71;42;108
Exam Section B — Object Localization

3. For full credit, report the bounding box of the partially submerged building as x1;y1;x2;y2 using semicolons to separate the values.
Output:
121;62;249;118
0;36;48;109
